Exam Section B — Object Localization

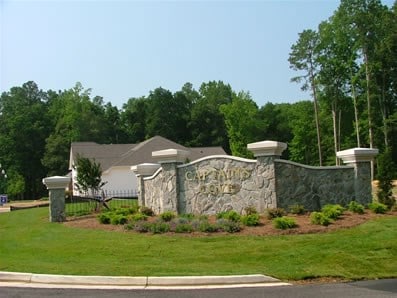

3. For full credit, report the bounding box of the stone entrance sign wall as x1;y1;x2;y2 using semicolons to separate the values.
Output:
132;141;378;215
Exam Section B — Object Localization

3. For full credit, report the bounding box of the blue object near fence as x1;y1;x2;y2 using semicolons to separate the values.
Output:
0;194;7;206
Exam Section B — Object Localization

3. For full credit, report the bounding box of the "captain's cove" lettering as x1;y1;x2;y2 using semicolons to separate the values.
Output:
185;167;252;195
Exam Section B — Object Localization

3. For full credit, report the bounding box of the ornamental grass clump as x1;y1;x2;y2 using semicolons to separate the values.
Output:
139;206;154;216
289;204;306;215
266;208;286;220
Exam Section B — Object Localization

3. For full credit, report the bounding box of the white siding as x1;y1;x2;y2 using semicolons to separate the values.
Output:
102;167;138;194
72;166;137;196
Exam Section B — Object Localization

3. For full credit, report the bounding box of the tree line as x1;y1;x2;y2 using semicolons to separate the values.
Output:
0;0;396;200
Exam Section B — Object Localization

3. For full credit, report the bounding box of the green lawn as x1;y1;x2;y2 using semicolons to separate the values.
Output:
0;207;396;281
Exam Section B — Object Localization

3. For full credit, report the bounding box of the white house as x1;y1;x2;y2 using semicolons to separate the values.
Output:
69;136;226;197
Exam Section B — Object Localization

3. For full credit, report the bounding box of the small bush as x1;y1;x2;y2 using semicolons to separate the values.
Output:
241;214;261;226
321;204;344;220
179;213;195;221
216;210;241;222
172;217;190;225
216;218;241;233
310;212;332;226
198;221;219;233
272;216;297;230
289;204;306;215
139;206;154;216
266;208;286;220
98;213;112;224
133;221;152;233
243;206;258;215
159;211;176;222
114;208;134;216
150;222;170;234
174;223;194;233
110;214;128;225
368;202;388;214
129;213;148;222
348;201;365;214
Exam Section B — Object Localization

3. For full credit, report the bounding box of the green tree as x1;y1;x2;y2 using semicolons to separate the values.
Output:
376;148;396;208
220;91;262;157
121;97;148;143
188;81;232;152
289;29;323;165
288;101;319;165
42;83;109;175
145;87;191;143
0;81;51;199
73;154;105;197
5;169;25;201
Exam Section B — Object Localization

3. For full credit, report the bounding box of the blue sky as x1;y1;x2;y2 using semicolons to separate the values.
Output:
1;0;394;108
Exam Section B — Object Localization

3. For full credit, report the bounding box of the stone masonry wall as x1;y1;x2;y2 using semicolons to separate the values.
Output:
143;169;163;214
140;152;371;215
275;159;355;210
177;156;276;215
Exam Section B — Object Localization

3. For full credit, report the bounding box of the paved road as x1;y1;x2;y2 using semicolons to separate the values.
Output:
1;279;396;298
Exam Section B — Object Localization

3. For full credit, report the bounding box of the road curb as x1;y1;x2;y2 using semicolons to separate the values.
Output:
0;271;286;287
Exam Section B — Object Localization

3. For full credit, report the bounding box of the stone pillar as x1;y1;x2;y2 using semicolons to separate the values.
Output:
247;141;287;210
131;163;161;207
42;176;71;222
337;148;378;205
152;149;189;214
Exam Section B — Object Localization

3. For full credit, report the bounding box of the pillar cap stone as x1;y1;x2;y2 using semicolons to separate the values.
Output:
42;176;71;189
152;149;190;164
247;140;287;157
337;148;379;164
131;163;161;176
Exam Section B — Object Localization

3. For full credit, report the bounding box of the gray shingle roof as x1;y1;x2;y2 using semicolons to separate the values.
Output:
70;136;226;171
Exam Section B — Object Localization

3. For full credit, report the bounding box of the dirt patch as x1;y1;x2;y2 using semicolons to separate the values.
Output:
63;211;397;236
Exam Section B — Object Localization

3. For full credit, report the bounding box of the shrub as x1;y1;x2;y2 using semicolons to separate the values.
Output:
218;220;241;233
150;222;170;234
198;221;219;233
272;216;297;230
139;206;154;216
368;202;388;214
310;212;332;226
179;213;195;221
159;211;176;222
289;204;306;215
172;217;190;225
241;214;261;226
216;210;241;222
321;204;344;220
266;208;286;220
133;221;152;233
243;206;258;215
98;212;112;224
110;214;128;225
114;208;134;216
174;223;194;233
348;201;365;214
129;213;148;222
